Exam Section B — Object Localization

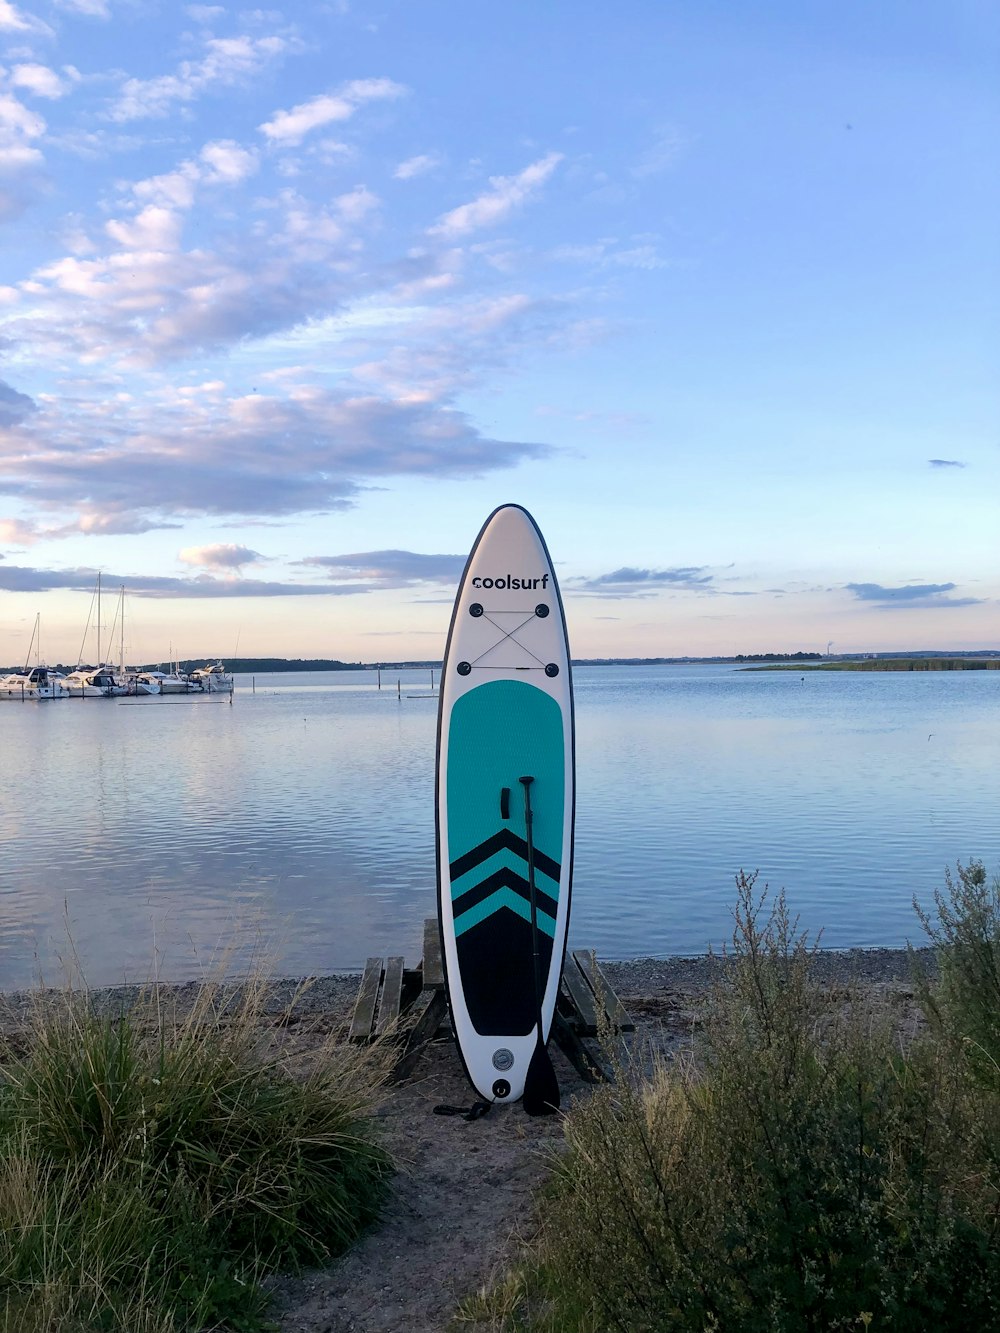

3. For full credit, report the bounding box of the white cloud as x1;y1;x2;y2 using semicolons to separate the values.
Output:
199;138;258;183
0;517;41;545
0;90;45;141
335;183;378;222
259;77;405;146
129;140;258;210
179;543;261;571
429;152;562;238
394;152;439;180
132;164;201;210
105;204;183;251
54;0;110;16
25;212;361;365
0;90;47;221
349;292;548;401
551;237;667;270
0;389;549;531
9;64;71;98
0;0;54;35
108;34;291;122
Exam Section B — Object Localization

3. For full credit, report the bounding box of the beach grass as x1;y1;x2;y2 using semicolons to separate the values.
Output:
457;866;1000;1333
0;967;393;1332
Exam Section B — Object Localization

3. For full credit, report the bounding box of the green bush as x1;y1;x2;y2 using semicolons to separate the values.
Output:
915;858;1000;1088
461;871;1000;1332
0;975;392;1332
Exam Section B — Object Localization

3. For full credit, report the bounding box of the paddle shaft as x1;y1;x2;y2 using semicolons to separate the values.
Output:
519;775;544;1018
519;774;559;1114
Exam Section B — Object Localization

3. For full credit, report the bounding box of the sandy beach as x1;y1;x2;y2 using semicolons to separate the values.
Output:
1;947;933;1333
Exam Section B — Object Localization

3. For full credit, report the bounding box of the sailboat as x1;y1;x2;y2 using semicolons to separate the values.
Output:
0;614;68;700
62;575;127;698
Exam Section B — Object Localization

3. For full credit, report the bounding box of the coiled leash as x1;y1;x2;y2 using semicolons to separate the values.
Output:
433;1099;492;1121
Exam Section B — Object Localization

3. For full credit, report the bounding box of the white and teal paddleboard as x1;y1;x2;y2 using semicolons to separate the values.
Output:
436;504;574;1111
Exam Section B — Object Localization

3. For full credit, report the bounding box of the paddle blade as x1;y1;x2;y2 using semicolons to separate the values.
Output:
523;1031;560;1116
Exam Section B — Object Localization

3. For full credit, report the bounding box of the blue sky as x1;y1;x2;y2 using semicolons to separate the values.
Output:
1;0;997;665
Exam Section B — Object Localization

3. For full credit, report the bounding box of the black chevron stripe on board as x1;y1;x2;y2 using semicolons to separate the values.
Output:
451;865;559;919
449;827;561;884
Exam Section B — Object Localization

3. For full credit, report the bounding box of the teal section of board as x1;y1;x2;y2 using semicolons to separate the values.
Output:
447;679;565;933
454;888;556;938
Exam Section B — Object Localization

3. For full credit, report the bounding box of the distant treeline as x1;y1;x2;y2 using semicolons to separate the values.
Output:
181;658;360;673
573;652;823;665
753;658;1000;673
813;658;999;672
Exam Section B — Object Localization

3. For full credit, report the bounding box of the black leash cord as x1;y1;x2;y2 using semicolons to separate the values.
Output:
433;1099;492;1121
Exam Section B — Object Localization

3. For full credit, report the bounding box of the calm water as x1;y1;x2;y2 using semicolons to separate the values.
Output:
1;665;998;988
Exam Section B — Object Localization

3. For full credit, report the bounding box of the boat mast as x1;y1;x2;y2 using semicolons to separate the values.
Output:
97;572;101;667
76;577;99;670
23;613;39;673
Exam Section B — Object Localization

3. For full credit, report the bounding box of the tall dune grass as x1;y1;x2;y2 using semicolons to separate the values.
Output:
459;868;1000;1332
0;970;393;1332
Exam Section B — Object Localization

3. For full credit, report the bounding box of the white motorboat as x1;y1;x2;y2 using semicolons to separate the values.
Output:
0;616;68;699
161;673;193;693
189;661;234;692
62;667;128;698
129;672;162;695
154;666;196;694
0;665;68;700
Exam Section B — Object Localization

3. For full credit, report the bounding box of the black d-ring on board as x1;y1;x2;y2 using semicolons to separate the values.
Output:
469;603;484;617
535;604;549;618
458;661;472;676
545;663;559;677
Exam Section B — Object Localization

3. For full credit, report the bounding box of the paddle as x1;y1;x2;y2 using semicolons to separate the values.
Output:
519;775;560;1116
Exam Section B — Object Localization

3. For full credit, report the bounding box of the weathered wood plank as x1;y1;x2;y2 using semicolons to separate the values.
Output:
376;955;406;1035
552;1009;609;1083
561;955;600;1035
572;949;636;1032
349;957;383;1043
391;988;449;1083
422;916;444;989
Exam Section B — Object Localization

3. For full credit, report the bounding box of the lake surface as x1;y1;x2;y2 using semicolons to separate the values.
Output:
1;664;998;988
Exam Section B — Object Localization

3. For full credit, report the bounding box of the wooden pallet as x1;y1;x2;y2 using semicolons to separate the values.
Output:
348;919;634;1085
552;949;635;1084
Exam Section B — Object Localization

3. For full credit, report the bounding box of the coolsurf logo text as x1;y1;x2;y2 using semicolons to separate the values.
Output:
471;574;549;590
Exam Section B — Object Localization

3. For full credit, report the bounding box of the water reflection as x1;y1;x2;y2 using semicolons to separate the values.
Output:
1;666;998;987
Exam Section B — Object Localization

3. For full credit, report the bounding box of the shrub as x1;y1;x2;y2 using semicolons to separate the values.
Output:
462;872;1000;1332
914;858;1000;1089
0;974;392;1332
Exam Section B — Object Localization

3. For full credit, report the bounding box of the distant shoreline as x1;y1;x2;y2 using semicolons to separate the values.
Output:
746;658;1000;672
5;653;996;676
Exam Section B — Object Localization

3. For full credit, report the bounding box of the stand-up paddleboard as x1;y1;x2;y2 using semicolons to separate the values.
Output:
436;504;574;1113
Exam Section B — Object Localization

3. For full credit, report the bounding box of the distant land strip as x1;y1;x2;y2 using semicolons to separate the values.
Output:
4;653;997;674
748;657;1000;672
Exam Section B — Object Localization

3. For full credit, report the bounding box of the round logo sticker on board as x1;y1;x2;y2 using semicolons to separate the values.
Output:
492;1048;514;1071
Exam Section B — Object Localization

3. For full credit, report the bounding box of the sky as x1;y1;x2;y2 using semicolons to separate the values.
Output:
0;0;997;666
